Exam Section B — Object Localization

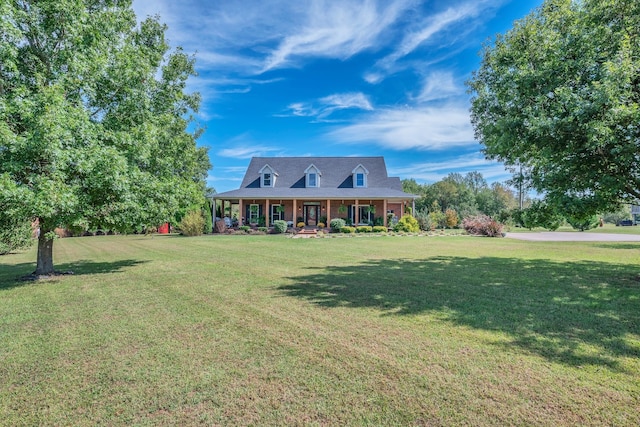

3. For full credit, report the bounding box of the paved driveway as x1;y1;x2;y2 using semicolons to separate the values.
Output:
505;232;640;242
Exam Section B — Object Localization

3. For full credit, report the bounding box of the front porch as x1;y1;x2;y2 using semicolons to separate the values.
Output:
213;198;413;229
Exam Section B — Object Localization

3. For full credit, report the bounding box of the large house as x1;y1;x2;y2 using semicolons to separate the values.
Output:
213;157;418;227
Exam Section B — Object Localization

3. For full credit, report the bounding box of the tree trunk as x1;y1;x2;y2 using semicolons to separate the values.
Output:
34;226;55;276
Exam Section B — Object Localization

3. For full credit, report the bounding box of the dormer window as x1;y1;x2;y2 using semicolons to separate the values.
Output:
259;164;277;187
304;164;321;188
352;164;369;188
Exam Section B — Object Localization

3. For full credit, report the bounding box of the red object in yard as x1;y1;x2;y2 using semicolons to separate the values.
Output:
158;223;170;234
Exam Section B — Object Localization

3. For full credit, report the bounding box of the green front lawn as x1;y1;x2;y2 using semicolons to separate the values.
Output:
1;235;639;425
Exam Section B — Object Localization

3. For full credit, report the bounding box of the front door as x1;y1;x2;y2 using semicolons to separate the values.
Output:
305;205;317;226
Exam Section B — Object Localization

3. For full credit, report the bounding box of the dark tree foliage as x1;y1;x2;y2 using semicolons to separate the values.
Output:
468;0;640;215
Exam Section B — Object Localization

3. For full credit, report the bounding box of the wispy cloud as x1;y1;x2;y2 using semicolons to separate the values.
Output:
413;71;460;103
281;92;373;120
389;154;511;183
365;0;500;84
217;134;281;159
329;104;474;150
261;0;411;72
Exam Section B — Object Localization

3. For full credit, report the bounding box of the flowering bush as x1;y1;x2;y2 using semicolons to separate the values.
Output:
462;215;504;237
296;222;305;228
372;226;387;233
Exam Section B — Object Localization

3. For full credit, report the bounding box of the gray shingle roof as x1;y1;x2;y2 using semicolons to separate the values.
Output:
215;157;418;200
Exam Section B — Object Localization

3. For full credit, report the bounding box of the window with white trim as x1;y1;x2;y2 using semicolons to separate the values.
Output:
249;204;260;223
352;164;369;188
305;164;321;188
271;204;284;222
263;173;272;187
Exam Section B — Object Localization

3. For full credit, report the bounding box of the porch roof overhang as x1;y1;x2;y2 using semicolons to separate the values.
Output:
213;188;419;202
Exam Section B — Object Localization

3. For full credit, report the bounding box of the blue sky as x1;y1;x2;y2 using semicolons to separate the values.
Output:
131;0;543;193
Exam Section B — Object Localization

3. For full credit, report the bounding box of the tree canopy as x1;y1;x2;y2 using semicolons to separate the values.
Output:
468;0;640;214
0;0;210;275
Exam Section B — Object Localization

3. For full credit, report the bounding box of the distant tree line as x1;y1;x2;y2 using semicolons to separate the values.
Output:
402;172;633;231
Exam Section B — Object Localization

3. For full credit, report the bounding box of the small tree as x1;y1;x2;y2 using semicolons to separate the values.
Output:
445;208;459;228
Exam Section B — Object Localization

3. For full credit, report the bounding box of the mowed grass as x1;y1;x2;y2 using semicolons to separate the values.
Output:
1;234;639;426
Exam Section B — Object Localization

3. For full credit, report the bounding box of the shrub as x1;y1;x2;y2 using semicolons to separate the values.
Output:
462;215;504;237
356;225;372;233
429;210;446;229
340;226;356;233
238;225;251;232
317;222;326;228
296;222;305;228
273;220;288;234
374;217;384;226
414;209;434;231
372;226;387;233
445;208;459;228
179;210;205;236
319;216;327;225
257;227;268;233
394;215;420;233
330;218;346;231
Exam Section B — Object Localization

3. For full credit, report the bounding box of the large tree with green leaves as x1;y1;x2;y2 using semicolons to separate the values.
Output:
468;0;639;215
0;0;210;275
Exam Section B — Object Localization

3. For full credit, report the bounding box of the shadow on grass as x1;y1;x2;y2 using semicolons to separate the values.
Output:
279;256;640;370
0;259;148;290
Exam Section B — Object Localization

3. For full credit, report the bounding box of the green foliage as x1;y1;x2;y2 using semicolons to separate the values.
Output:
372;226;387;233
356;226;372;233
202;199;213;234
340;226;356;234
330;218;346;231
429;209;446;230
257;227;268;233
0;217;33;255
602;205;632;224
179;210;205;236
414;209;434;231
394;215;420;233
238;226;250;232
519;201;564;231
0;0;211;274
273;220;288;234
468;0;640;215
566;214;600;232
462;215;504;237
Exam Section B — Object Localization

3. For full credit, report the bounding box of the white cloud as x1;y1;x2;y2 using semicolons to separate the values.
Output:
366;0;500;83
282;92;374;119
261;0;411;72
414;71;460;103
216;134;280;159
329;104;474;150
389;154;510;182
